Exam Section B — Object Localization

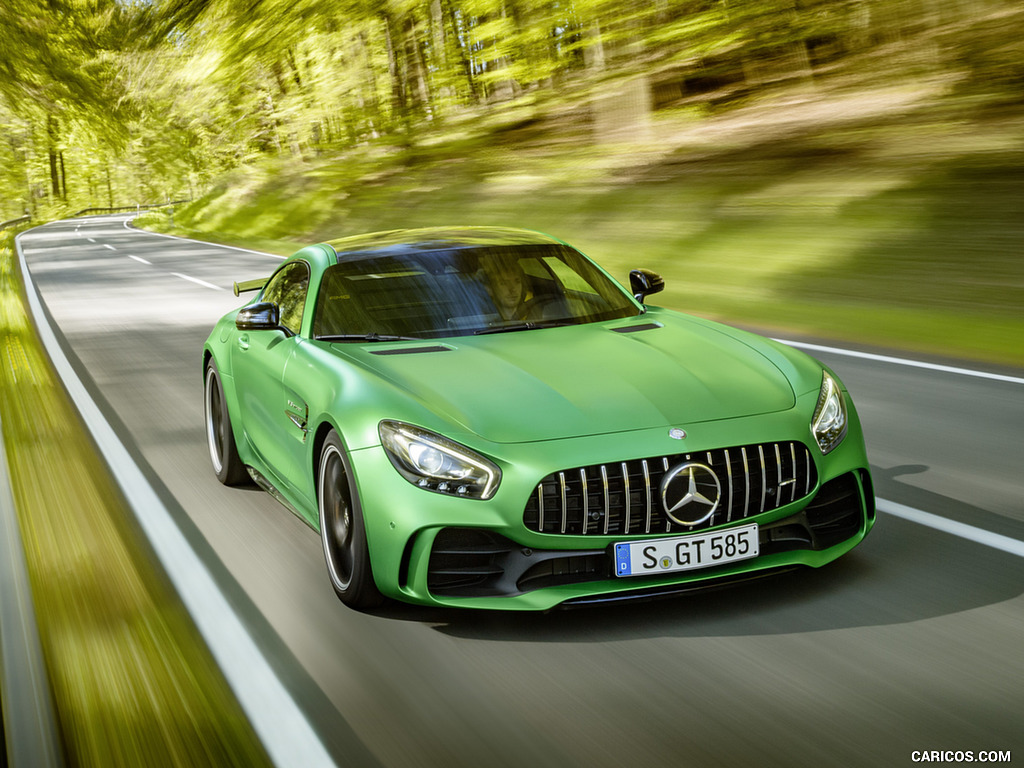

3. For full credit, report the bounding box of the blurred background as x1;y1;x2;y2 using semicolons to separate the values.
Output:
2;3;1023;766
2;0;1023;365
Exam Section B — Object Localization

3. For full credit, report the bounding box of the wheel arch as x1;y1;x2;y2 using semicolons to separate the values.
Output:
310;419;342;506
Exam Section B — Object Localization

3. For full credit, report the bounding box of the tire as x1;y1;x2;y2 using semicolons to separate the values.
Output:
204;359;249;486
318;431;383;609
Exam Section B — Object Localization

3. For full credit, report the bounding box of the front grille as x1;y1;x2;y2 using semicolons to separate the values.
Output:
523;441;818;536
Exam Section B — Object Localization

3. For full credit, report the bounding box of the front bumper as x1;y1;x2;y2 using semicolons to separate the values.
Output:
426;469;873;603
348;392;875;610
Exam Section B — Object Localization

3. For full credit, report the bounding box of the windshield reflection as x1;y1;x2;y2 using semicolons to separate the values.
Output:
312;244;638;340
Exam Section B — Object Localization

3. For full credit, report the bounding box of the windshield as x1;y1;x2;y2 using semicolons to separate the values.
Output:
312;244;639;340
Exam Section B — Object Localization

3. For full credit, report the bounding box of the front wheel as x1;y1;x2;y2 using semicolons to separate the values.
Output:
318;431;383;609
204;359;249;486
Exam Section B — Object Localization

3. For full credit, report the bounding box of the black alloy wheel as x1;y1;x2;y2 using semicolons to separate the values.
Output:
204;359;249;486
318;431;383;609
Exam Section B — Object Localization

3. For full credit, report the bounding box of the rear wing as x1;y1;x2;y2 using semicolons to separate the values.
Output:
233;277;268;297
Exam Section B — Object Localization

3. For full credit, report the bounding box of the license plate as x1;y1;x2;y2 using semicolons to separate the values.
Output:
614;523;759;577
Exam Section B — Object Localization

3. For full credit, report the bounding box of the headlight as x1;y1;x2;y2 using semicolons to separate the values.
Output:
811;371;848;454
379;421;501;500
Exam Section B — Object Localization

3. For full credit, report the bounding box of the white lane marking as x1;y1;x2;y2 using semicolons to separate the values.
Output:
15;230;336;768
103;244;116;251
121;217;285;259
128;255;151;265
878;498;1024;558
171;272;224;291
776;339;1024;385
87;238;96;243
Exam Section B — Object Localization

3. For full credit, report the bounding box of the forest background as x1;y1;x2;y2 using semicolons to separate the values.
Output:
2;0;1023;365
0;3;1021;762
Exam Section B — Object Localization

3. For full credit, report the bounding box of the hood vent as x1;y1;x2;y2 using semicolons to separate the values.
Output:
370;345;451;356
611;323;661;334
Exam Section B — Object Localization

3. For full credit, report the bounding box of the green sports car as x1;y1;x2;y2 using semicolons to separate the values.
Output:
203;227;874;610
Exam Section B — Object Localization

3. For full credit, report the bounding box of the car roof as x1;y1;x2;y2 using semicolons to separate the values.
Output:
322;227;566;262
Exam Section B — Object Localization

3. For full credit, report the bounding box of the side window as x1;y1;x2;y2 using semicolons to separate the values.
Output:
262;262;310;335
540;256;599;296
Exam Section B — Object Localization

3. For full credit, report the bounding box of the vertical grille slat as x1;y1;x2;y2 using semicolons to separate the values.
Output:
523;441;818;536
580;468;589;534
621;462;631;534
774;443;783;495
789;443;797;504
804;445;812;497
641;460;652;534
741;447;751;519
600;465;610;535
757;445;767;514
537;483;545;533
558;472;567;535
724;449;734;523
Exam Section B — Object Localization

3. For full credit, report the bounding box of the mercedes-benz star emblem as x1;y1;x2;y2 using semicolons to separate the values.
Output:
660;462;721;526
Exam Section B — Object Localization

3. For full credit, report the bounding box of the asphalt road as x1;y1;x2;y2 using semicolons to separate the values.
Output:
17;215;1024;767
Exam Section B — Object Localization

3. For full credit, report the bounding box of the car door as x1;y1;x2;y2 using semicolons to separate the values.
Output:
231;261;312;501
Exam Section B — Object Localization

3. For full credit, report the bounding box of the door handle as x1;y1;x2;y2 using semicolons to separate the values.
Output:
238;333;250;350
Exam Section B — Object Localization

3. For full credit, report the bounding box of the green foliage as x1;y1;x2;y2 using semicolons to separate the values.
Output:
2;0;1023;360
153;87;1024;367
4;0;1022;217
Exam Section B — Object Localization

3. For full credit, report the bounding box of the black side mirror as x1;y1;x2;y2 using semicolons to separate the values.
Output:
236;301;281;331
629;269;665;304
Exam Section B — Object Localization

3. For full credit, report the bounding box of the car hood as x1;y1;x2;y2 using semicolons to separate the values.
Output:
336;315;797;444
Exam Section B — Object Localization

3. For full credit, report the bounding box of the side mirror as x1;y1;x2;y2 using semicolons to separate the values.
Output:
236;301;281;331
629;269;665;304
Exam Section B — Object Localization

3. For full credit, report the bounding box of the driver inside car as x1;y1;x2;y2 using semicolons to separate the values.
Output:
482;256;538;321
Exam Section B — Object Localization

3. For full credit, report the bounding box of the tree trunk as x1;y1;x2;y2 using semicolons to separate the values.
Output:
404;15;431;116
380;9;411;140
442;0;479;103
59;151;67;200
583;17;606;71
47;116;61;199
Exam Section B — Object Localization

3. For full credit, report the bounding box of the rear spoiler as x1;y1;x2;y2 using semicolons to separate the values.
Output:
233;277;268;297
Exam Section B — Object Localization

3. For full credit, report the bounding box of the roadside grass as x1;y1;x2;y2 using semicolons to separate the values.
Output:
0;230;271;767
142;82;1024;368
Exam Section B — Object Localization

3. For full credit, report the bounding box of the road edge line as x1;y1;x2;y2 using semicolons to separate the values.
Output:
878;498;1024;558
14;228;336;768
775;339;1024;385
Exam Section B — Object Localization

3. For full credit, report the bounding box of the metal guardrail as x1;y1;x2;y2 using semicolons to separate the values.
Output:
1;200;190;231
0;215;31;231
72;200;190;217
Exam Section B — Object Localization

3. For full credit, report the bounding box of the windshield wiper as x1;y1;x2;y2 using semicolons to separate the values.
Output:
316;333;422;342
473;321;572;336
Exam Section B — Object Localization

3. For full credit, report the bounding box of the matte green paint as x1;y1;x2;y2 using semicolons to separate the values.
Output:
204;233;874;609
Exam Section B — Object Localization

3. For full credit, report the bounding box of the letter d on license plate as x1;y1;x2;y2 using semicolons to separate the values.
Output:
614;523;759;577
